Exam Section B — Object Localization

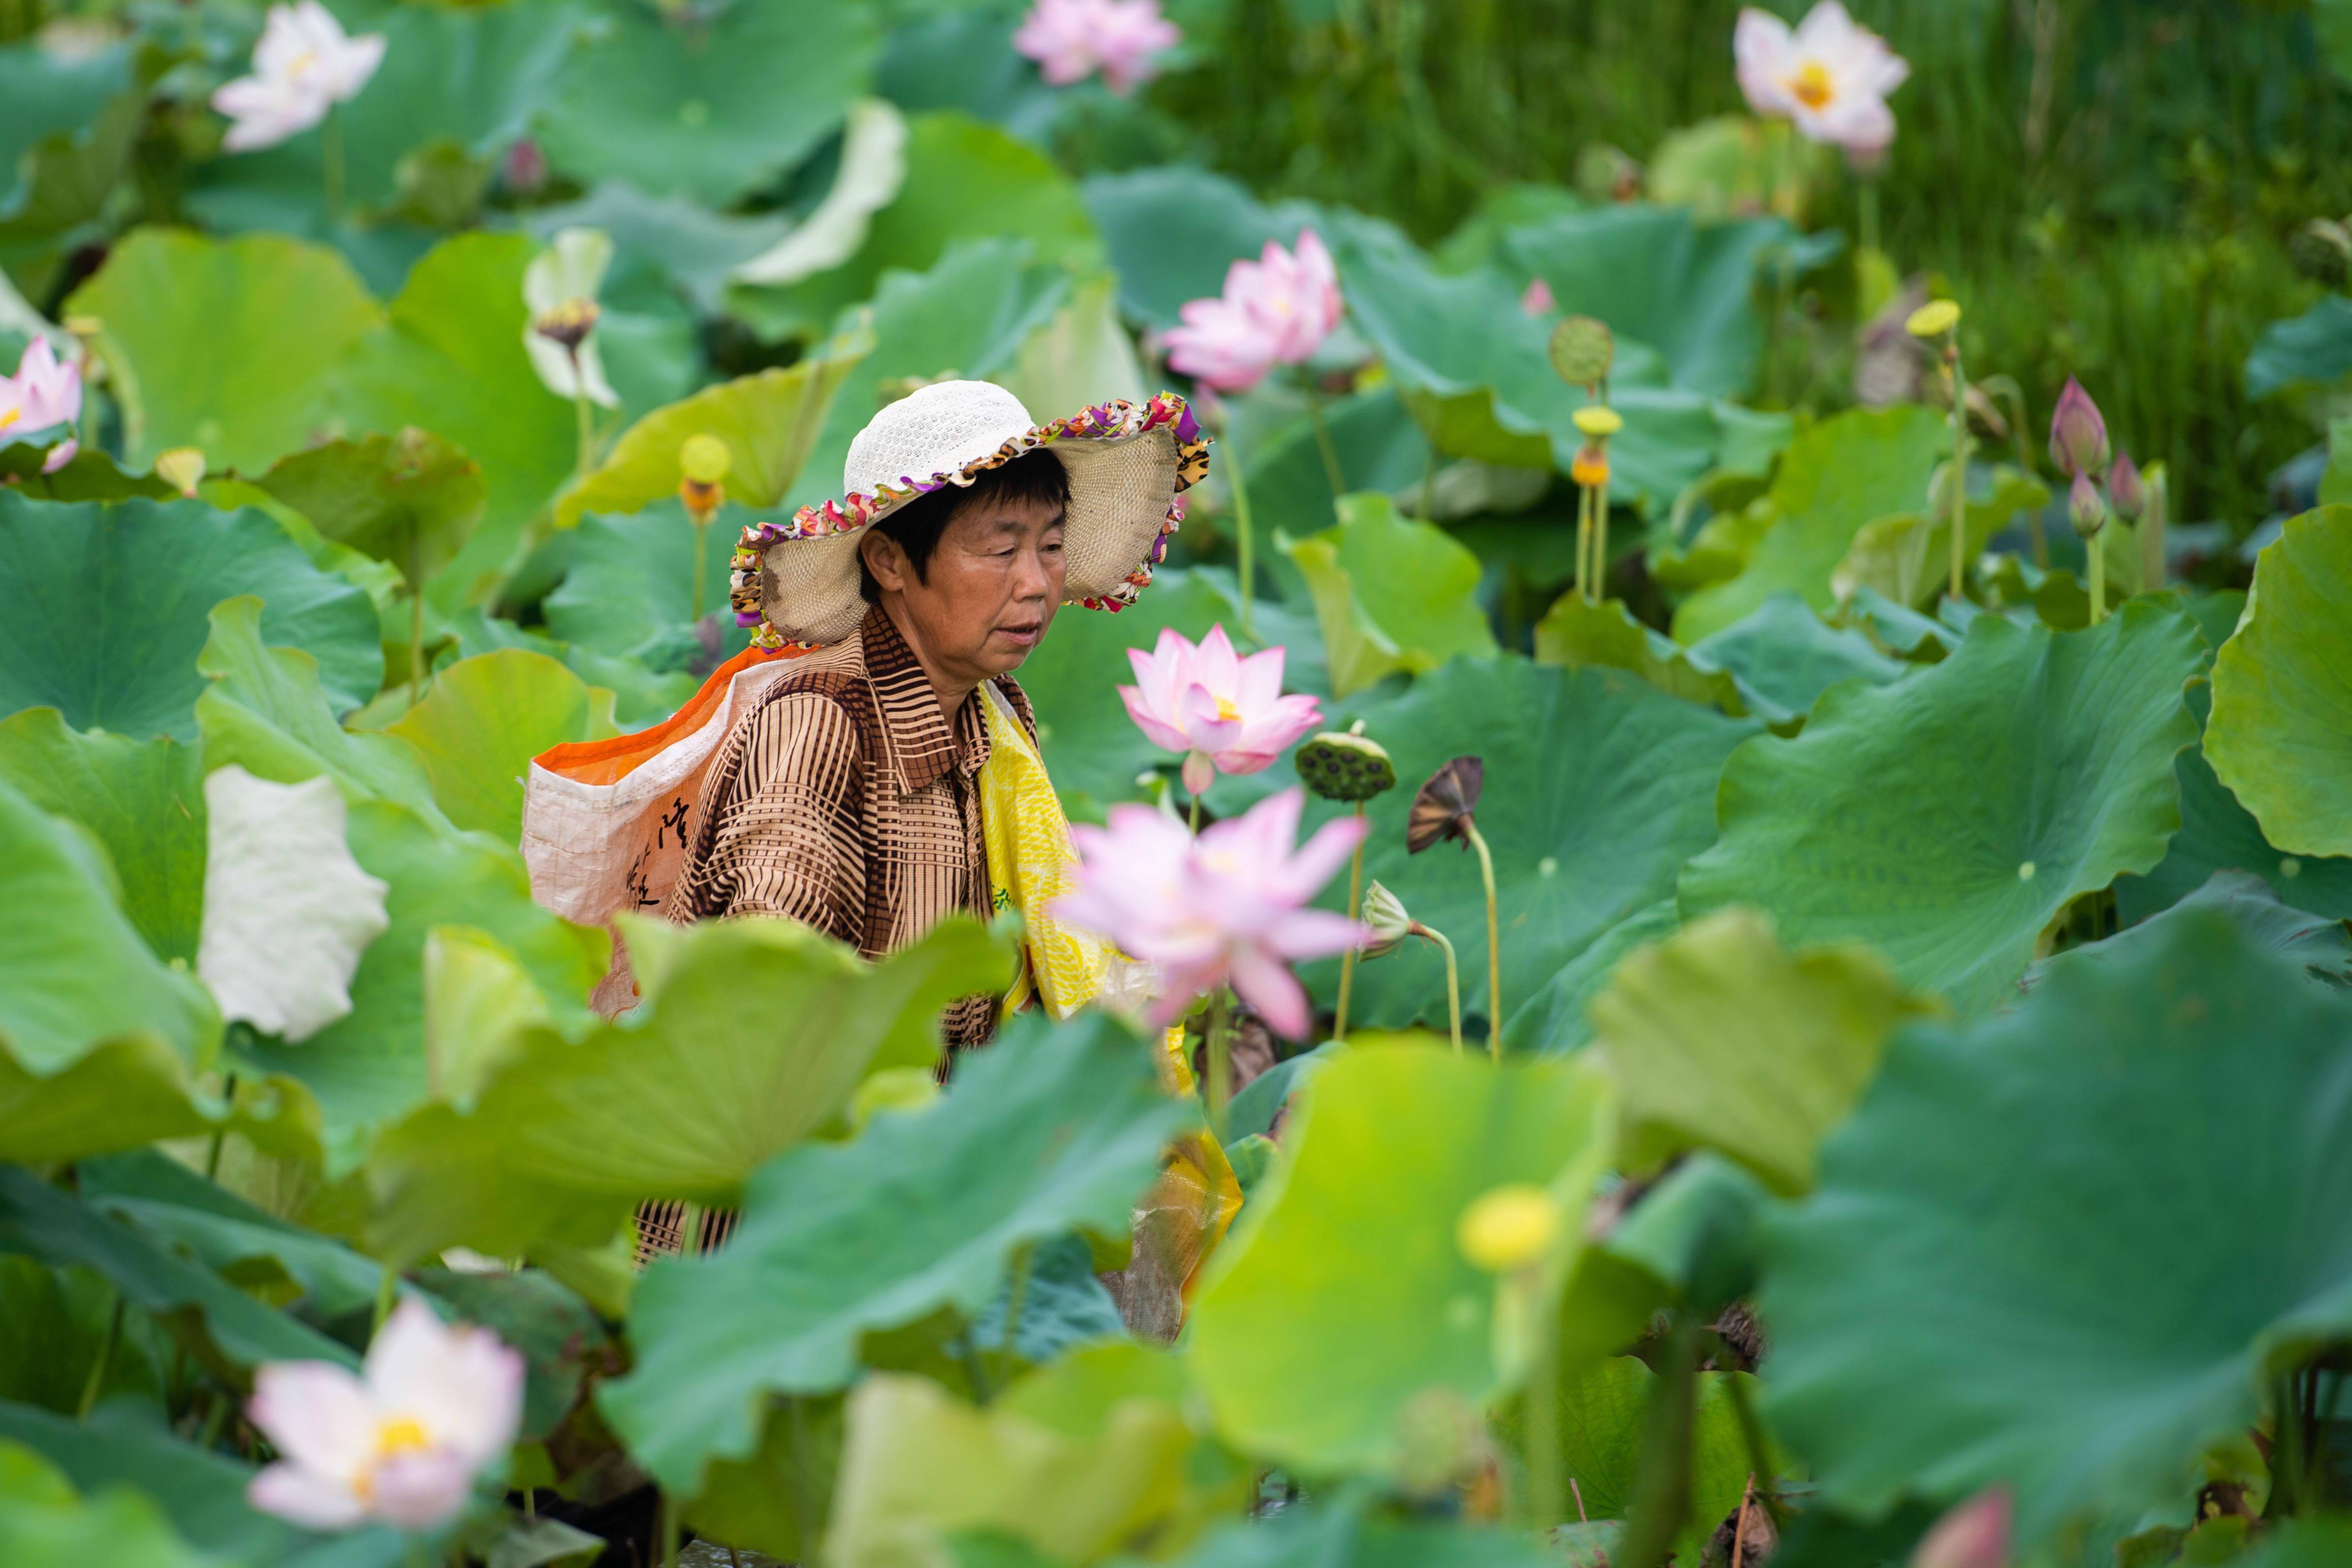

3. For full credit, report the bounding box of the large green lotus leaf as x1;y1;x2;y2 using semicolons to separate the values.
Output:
1227;385;1431;585
681;1392;845;1561
365;914;1010;1264
0;1400;403;1568
1279;493;1497;698
1532;595;1746;717
1591;907;1933;1195
0;39;132;212
541;497;756;666
1759;907;2352;1544
2118;684;2352;924
1187;1048;1613;1475
0;1440;213;1568
598;1010;1191;1494
1228;655;1761;1034
0;441;172;503
779;237;1073;514
0;492;384;738
1498;898;1681;1059
2031;870;2352;994
1680;604;2203;1014
537;0;878;206
2246;293;2352;404
0;772;216;1084
827;1371;1206;1568
1490;1356;1764;1564
984;271;1149;439
66;230;381;473
0;1166;353;1378
1157;1507;1558;1568
1333;232;1718;507
385;649;613;844
330;233;577;605
1671;406;1947;642
1501;205;1789;399
2205;507;2352;858
187;0;579;229
1080;164;1327;333
1831;465;2052;612
0;710;205;962
554;342;870;529
523;183;790;317
1686;590;1911;730
727;112;1101;343
252;428;487;591
0;1253;170;1415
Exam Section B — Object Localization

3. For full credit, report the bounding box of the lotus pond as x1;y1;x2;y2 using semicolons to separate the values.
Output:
4;2;2352;1567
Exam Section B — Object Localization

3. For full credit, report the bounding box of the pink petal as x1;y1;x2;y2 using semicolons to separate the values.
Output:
1182;750;1216;797
1119;684;1191;754
248;1361;376;1478
1233;644;1285;709
248;1463;368;1530
1228;945;1311;1039
41;438;76;475
1267;906;1372;962
1284;810;1371;898
366;1449;480;1531
1178;682;1244;753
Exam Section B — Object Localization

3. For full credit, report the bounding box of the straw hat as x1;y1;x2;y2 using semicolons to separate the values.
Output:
730;381;1210;650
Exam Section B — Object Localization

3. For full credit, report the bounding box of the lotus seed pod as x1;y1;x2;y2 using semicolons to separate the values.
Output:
1905;298;1961;338
155;447;206;496
2047;377;2111;479
2290;217;2352;289
530;297;600;351
1456;1183;1560;1273
1295;729;1396;802
679;433;732;486
1571;404;1624;438
1548;315;1614;388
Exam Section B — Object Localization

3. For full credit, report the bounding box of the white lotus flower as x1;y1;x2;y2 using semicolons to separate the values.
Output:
1734;2;1909;155
211;1;386;153
731;99;910;288
195;767;390;1043
247;1298;524;1532
523;228;620;411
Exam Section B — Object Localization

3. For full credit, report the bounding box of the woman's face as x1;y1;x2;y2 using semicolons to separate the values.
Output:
861;494;1068;692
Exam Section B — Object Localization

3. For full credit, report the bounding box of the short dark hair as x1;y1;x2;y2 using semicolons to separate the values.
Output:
856;448;1071;604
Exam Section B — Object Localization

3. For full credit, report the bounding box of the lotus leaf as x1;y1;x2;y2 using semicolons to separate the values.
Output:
598;1011;1191;1493
1680;604;2203;1014
541;498;756;669
2205;506;2352;858
0;1257;168;1416
1279;494;1497;697
0;41;132;215
1761;906;2352;1544
538;2;879;206
1685;590;1911;729
1532;595;1745;717
523;183;791;318
0;493;384;739
0;1440;215;1568
66;230;382;473
2246;294;2352;403
0;711;205;962
386;649;615;843
1232;385;1431;567
1187;1047;1613;1475
0;441;170;503
1501;899;1683;1058
1592;907;1933;1195
1830;464;2051;611
1081;164;1328;332
1672;405;1948;641
989;271;1149;430
683;1393;844;1562
252;428;487;593
2031;870;2352;993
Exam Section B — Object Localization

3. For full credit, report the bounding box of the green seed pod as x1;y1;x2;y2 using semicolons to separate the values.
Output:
1548;315;1614;389
1295;729;1397;802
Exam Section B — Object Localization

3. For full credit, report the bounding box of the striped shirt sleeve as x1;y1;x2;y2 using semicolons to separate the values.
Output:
705;691;866;939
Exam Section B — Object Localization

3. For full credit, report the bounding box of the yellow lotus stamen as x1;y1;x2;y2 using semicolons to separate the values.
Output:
1214;696;1242;723
1791;60;1834;109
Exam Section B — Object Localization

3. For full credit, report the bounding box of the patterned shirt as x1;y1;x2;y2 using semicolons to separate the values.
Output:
661;604;1033;1050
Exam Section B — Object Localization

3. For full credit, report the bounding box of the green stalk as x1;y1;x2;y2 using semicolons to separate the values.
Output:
2141;467;2167;592
1465;824;1502;1059
1333;806;1365;1043
1573;483;1593;604
1305;386;1347;504
1947;341;1971;603
76;1292;124;1420
691;516;708;624
786;1395;814;1553
1225;421;1258;640
2086;529;2105;625
678;1203;702;1257
321;108;344;227
954;1323;992;1402
658;1490;680;1568
569;347;595;479
1590;487;1609;603
1618;1310;1699;1568
1205;988;1234;1138
205;1072;237;1179
1420;925;1462;1053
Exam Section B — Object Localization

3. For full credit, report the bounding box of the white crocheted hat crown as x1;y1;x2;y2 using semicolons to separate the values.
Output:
732;382;1211;650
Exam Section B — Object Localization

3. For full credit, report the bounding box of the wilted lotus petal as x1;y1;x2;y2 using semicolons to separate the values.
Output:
522;228;619;410
2047;376;2110;478
731;100;910;287
196;766;390;1043
1406;756;1484;855
2108;449;2147;521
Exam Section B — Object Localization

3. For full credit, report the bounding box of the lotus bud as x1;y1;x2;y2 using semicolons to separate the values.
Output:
1456;1183;1560;1273
1548;315;1614;389
1519;277;1555;317
531;297;600;353
1295;724;1396;803
2290;217;2352;289
155;447;205;496
1908;1488;2010;1568
1360;880;1414;958
2107;449;2146;522
1406;756;1484;855
1905;299;1960;339
2068;468;2106;538
678;433;730;522
2047;377;2110;478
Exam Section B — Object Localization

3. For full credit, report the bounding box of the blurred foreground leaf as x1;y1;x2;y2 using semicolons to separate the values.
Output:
386;649;614;843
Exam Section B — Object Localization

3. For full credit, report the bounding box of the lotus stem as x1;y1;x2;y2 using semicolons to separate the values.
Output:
658;1490;680;1568
786;1395;814;1549
1591;488;1608;602
690;514;708;624
2141;466;2167;592
1465;823;1502;1059
76;1291;124;1420
1947;342;1971;603
1528;1266;1560;1528
2086;534;2105;625
1205;988;1234;1139
1417;924;1463;1054
1574;482;1593;604
321;108;344;227
1224;420;1257;639
569;347;595;480
1306;384;1346;506
1334;805;1365;1043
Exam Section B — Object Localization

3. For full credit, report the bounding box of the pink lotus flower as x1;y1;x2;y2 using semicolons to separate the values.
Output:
1119;624;1322;796
1163;229;1343;393
1734;2;1909;155
1013;0;1180;95
0;338;80;473
246;1298;522;1532
1054;788;1367;1037
213;1;386;153
1521;277;1556;316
